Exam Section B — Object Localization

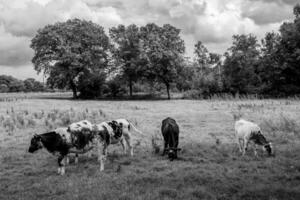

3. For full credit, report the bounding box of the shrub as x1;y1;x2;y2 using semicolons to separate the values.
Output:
103;78;127;98
78;72;106;98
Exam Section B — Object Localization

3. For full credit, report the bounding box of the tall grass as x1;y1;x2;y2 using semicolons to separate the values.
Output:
261;113;299;136
0;107;109;135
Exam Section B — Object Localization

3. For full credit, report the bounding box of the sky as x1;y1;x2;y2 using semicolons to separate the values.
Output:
0;0;297;80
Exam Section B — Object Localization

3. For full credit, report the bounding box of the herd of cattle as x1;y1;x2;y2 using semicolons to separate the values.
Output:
28;117;274;175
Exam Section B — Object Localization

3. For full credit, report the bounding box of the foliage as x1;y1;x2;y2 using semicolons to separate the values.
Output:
140;23;185;99
103;76;127;98
24;5;300;98
30;18;110;98
109;24;142;97
222;34;261;94
0;75;44;93
77;72;106;99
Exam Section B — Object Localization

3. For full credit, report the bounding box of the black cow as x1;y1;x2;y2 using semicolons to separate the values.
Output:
28;127;92;175
161;117;180;161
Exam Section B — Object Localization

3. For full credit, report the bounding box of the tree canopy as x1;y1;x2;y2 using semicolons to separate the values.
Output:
140;23;185;99
30;18;110;98
109;24;141;97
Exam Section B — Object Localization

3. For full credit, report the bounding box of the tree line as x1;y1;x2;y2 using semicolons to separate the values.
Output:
0;75;45;93
29;4;300;99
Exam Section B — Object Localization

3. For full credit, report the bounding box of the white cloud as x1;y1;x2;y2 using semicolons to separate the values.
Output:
0;25;33;66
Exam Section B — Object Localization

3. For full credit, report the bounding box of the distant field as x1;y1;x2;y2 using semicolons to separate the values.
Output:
0;93;300;200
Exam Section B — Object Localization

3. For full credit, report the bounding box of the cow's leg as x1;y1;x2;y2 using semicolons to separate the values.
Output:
162;141;168;156
120;138;127;155
75;154;78;164
254;144;259;157
124;135;133;156
242;139;249;156
57;154;66;175
237;138;243;153
174;135;179;159
66;156;70;165
97;141;106;171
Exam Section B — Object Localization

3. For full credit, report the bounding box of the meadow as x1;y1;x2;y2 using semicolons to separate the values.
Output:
0;93;300;200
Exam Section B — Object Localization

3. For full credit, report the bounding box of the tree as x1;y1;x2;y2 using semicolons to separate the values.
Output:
77;71;106;98
275;5;300;95
258;32;282;95
30;19;110;98
109;24;141;97
194;41;209;72
0;75;24;92
24;78;35;92
222;34;261;94
140;23;185;99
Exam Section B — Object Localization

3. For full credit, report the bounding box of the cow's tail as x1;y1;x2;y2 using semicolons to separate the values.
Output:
127;120;142;134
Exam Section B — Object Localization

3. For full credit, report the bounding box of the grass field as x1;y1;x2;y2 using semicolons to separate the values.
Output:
1;93;300;200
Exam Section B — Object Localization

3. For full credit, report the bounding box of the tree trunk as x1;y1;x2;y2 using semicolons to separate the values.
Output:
70;80;78;99
129;79;133;98
166;83;171;100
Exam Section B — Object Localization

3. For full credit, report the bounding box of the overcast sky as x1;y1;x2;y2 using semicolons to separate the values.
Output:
0;0;297;80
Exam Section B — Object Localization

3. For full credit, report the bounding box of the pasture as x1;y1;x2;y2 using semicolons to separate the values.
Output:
0;93;300;200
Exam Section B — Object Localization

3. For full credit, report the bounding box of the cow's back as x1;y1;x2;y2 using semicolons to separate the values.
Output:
161;117;179;138
235;119;260;139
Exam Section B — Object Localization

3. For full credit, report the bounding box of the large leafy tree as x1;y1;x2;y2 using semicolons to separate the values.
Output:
222;34;261;94
258;32;282;95
30;19;110;98
275;4;300;95
109;24;141;97
140;23;185;99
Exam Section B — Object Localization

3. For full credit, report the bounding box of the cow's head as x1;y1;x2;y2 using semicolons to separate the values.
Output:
263;142;274;156
166;147;181;161
28;134;43;153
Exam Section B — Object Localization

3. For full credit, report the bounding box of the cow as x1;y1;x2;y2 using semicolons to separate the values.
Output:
94;119;142;171
28;127;93;175
161;117;180;161
67;120;95;163
68;119;142;171
235;119;273;157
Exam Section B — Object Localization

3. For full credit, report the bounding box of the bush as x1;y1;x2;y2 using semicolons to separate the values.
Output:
78;73;106;98
182;89;204;99
103;78;127;98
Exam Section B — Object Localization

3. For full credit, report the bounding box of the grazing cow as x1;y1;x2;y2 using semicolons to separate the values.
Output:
235;119;273;157
28;127;93;175
161;117;180;161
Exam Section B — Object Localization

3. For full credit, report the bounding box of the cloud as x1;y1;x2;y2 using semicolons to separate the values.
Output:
241;0;293;25
0;25;33;66
0;0;58;37
248;0;299;6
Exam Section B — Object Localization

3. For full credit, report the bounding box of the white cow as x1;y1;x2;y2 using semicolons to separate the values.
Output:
234;119;273;157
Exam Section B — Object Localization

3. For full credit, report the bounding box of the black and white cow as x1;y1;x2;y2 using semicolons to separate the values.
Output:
69;119;142;171
235;119;274;157
28;127;92;175
161;117;181;161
